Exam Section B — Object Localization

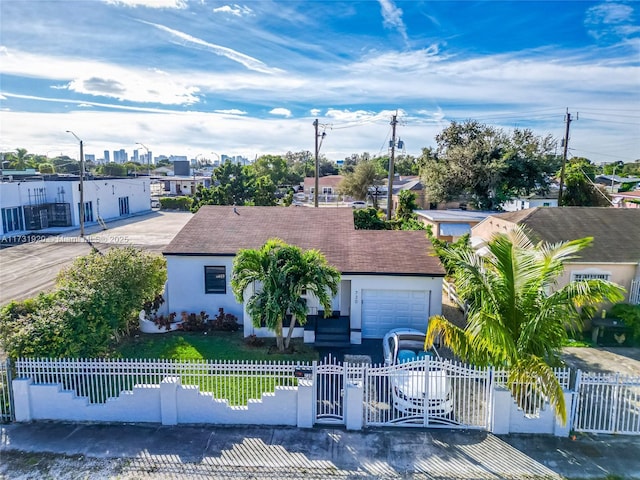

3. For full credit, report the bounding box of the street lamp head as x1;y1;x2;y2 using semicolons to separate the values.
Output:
66;130;82;143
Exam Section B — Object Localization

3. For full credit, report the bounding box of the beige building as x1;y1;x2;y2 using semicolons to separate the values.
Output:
471;207;640;305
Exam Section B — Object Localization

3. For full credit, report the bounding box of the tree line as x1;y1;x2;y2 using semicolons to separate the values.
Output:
4;120;639;210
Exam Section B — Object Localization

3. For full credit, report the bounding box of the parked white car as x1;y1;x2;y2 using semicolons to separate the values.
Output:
350;201;367;209
382;328;453;415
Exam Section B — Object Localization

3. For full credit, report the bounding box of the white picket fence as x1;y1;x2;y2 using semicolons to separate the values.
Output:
10;357;640;436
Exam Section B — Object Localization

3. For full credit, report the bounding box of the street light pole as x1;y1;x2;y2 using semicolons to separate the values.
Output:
136;142;151;176
66;130;85;237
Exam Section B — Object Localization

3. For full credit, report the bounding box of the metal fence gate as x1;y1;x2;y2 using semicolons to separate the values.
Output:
573;371;640;435
314;358;345;425
364;358;492;429
1;359;14;423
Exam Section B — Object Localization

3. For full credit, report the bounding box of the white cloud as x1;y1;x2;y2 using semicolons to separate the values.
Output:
78;103;93;108
269;108;291;117
103;0;187;8
2;48;200;105
140;21;283;74
213;4;254;17
378;0;408;43
585;2;640;41
213;109;247;115
309;108;321;116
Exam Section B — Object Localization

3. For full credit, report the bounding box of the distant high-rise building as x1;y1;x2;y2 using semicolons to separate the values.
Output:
84;154;95;162
104;150;110;162
113;149;128;163
133;149;139;162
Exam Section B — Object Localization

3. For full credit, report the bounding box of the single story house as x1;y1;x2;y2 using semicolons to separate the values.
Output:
471;207;640;305
415;209;496;241
501;192;558;212
612;190;640;209
163;206;445;344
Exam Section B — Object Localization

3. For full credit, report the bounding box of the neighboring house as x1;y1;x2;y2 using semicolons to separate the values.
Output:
471;207;640;305
501;193;558;212
594;175;640;192
160;175;211;196
302;175;343;201
163;206;445;344
611;190;640;209
1;175;150;237
390;176;427;210
415;209;495;241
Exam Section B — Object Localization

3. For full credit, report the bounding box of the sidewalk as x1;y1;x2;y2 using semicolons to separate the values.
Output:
1;423;639;479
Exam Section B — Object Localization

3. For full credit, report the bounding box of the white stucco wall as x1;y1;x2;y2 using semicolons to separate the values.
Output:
0;178;150;234
13;377;298;426
165;255;241;321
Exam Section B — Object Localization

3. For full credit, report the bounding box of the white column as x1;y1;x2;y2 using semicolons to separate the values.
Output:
12;379;33;422
297;379;314;428
554;391;575;437
490;387;512;434
344;382;364;430
160;377;180;426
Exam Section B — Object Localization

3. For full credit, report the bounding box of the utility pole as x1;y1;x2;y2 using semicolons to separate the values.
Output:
314;119;319;207
386;113;398;220
557;109;577;206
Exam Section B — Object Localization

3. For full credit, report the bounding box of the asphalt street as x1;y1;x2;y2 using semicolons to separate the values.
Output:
0;211;193;305
1;422;639;479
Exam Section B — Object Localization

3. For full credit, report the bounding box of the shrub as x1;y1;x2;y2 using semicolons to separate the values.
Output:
610;303;640;343
0;247;167;358
159;196;193;211
180;311;210;332
211;308;240;332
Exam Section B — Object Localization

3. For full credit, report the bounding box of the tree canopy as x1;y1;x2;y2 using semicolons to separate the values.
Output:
420;121;559;210
338;160;383;200
560;157;611;207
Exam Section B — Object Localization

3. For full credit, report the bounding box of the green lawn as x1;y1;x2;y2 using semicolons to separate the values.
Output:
115;330;319;362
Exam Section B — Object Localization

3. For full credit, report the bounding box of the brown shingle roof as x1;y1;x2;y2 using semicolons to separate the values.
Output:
491;207;640;263
164;206;445;276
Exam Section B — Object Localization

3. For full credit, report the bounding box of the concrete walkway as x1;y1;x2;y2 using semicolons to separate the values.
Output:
1;423;639;479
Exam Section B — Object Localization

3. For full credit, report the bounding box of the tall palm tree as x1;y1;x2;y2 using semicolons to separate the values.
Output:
232;238;341;352
425;226;624;423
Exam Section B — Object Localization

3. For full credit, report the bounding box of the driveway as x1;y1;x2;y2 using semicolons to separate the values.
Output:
562;346;640;375
0;211;192;305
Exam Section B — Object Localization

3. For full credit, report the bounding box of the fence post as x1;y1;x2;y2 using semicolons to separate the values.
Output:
160;376;180;426
297;362;315;428
342;363;364;430
554;391;575;437
12;378;33;422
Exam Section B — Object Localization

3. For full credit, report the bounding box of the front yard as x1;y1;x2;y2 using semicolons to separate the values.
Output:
115;330;319;362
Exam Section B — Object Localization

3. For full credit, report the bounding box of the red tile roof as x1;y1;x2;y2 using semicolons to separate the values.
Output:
164;206;444;276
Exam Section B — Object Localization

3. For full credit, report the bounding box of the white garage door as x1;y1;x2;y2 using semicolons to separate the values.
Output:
361;289;430;338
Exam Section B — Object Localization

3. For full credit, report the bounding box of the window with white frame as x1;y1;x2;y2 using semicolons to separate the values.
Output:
571;270;611;282
322;187;333;195
1;206;24;233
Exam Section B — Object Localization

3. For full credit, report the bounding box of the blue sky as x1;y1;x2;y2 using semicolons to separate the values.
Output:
1;0;639;164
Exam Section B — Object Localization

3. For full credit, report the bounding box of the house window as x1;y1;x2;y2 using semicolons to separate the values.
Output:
572;271;611;282
322;187;333;195
204;266;226;294
1;206;25;233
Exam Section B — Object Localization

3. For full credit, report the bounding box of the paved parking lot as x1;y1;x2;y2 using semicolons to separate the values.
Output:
0;211;192;305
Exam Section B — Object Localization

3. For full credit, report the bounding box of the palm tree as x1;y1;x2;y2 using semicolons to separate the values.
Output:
231;238;341;352
425;226;624;423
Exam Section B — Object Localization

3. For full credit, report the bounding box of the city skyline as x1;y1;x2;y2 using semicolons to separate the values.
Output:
1;0;639;164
